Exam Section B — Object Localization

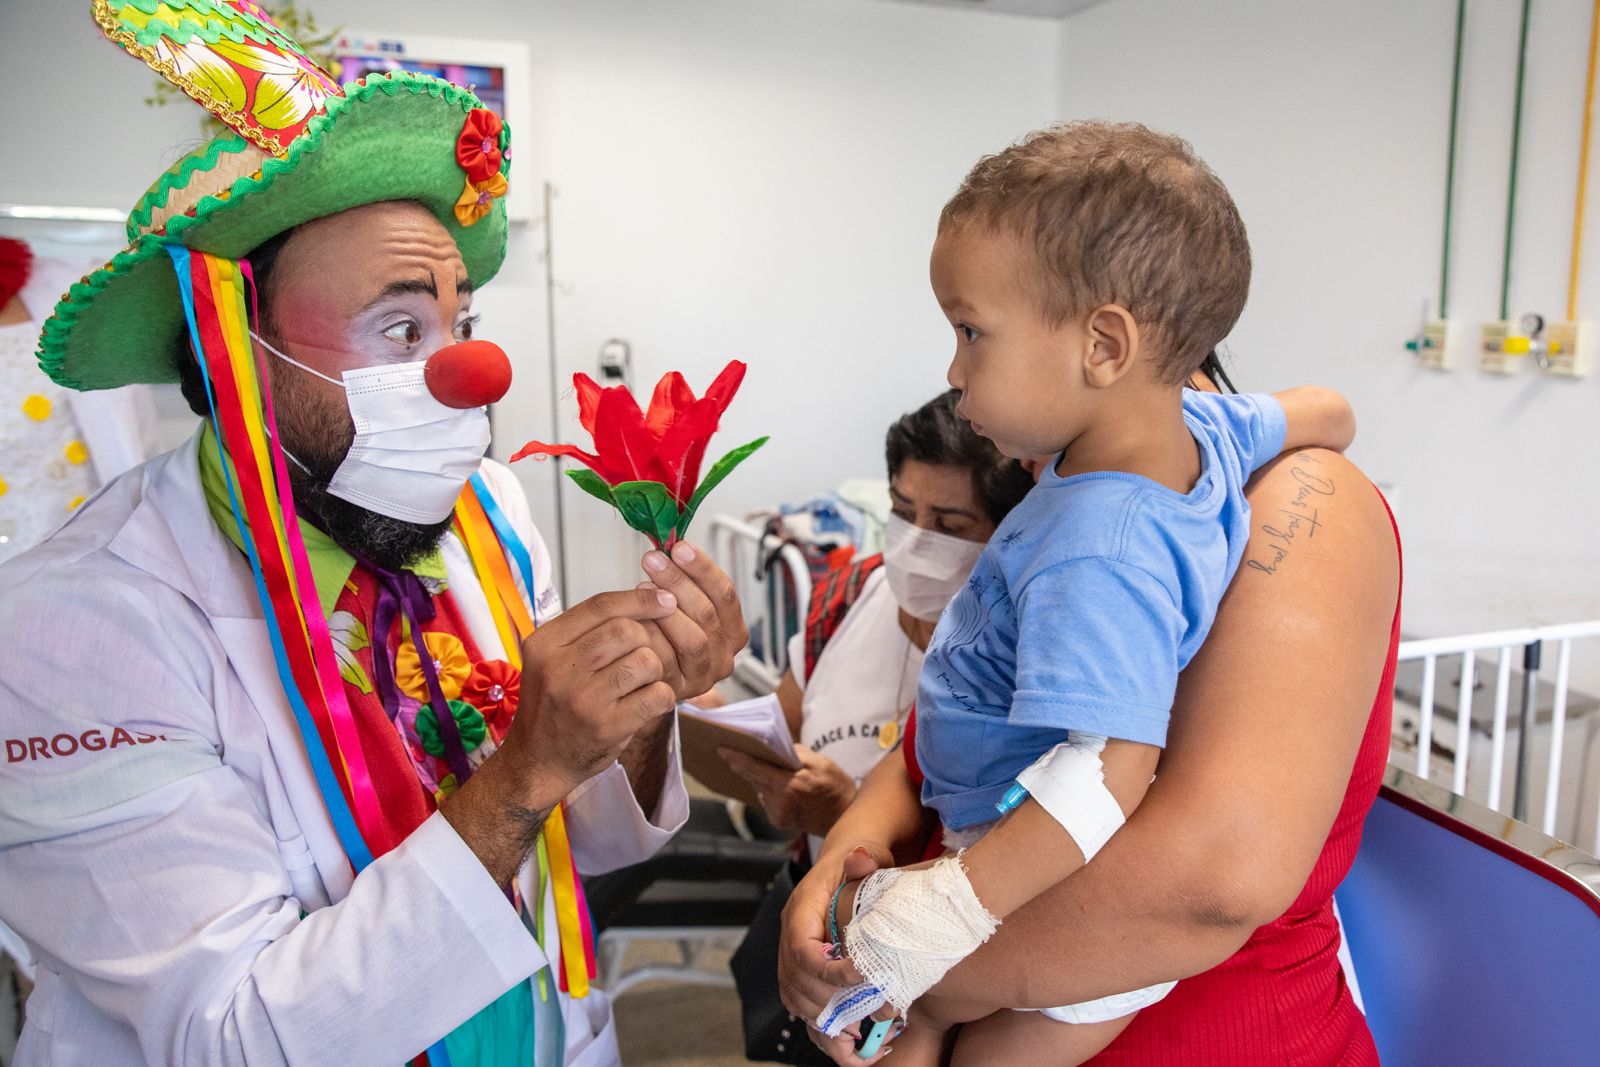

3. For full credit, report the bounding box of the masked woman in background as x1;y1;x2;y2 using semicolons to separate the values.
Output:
719;390;1033;858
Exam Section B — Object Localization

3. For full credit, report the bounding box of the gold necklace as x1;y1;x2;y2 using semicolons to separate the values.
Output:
878;637;918;750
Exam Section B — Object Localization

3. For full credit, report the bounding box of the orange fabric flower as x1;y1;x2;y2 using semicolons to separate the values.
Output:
395;630;471;702
461;659;521;738
454;172;509;228
456;108;505;183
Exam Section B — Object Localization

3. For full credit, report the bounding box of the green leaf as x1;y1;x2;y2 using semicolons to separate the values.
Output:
610;480;685;549
328;610;373;694
676;437;768;540
329;610;369;653
336;652;374;695
565;468;617;507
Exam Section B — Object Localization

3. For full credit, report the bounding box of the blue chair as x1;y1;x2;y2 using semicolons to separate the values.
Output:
1337;772;1600;1066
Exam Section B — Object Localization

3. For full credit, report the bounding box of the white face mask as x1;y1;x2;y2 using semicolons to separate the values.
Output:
255;332;492;524
882;513;986;622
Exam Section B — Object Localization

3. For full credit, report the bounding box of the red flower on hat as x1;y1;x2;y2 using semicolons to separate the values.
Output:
456;108;505;184
0;238;32;309
462;659;520;738
511;361;767;549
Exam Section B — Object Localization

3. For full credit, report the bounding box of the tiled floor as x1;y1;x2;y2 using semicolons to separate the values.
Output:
614;980;752;1066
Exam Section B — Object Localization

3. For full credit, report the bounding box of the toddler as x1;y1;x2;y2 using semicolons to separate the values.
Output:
816;122;1356;1065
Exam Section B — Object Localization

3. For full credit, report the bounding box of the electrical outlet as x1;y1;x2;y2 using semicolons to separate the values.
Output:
1407;318;1459;370
1479;320;1527;374
1543;320;1594;377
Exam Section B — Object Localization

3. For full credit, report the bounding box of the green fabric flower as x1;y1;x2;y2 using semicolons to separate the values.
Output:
417;699;488;757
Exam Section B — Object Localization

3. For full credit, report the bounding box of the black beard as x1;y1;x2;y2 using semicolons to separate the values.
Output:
290;461;454;574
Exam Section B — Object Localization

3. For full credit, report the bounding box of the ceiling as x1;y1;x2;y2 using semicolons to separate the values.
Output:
877;0;1110;18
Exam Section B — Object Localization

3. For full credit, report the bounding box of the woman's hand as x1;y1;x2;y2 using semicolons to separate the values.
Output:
780;845;878;1023
720;745;858;837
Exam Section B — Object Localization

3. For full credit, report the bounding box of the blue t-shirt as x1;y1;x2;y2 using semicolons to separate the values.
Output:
918;390;1288;830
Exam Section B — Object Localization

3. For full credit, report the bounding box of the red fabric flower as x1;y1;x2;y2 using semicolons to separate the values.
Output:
513;361;746;506
0;238;32;310
456;108;505;184
510;361;766;548
461;659;520;738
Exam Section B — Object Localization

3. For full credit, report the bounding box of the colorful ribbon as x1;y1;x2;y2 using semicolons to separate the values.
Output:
168;247;381;870
457;480;598;997
471;472;539;622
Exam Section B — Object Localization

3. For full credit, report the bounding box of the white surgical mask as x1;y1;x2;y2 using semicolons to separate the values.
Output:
882;512;986;622
255;331;491;524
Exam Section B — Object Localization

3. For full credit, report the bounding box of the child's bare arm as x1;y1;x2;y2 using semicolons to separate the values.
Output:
1274;386;1356;455
835;738;1160;925
961;738;1160;918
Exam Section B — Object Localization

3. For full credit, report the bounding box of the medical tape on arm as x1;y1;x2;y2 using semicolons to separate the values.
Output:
815;855;1000;1035
1000;732;1126;863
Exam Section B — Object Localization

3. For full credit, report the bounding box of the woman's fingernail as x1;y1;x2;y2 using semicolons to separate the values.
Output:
644;552;669;573
657;590;677;609
672;541;696;563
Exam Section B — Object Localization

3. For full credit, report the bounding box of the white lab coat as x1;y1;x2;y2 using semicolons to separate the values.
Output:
0;431;689;1066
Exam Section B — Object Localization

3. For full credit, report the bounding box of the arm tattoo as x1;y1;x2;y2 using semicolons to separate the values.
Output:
1243;452;1336;578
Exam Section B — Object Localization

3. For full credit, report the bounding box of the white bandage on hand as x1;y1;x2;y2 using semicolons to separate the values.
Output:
815;855;1000;1036
1014;732;1126;863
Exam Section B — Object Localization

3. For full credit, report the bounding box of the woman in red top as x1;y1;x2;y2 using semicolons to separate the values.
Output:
779;445;1402;1065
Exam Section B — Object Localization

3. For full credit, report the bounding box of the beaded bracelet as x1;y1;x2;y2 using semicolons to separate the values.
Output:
828;879;851;948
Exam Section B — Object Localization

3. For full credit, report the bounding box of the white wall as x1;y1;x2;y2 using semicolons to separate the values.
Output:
1057;0;1599;687
489;0;1062;600
0;0;1059;602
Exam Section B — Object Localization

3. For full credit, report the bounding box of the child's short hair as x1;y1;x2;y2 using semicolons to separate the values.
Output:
940;121;1251;383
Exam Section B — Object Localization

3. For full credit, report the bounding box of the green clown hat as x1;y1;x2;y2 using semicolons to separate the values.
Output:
38;0;513;391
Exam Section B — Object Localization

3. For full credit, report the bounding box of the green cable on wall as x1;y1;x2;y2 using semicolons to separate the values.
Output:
1440;0;1467;318
1501;0;1535;322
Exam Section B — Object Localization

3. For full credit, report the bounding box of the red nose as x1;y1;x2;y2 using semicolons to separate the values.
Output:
424;340;513;408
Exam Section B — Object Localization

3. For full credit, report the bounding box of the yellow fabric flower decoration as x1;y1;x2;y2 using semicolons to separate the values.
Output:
396;630;471;702
454;172;509;228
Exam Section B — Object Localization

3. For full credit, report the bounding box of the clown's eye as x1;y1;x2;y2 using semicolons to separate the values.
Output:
383;319;423;346
454;314;481;341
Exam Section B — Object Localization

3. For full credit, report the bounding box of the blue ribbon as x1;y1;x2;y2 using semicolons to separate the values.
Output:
168;245;375;873
470;473;540;627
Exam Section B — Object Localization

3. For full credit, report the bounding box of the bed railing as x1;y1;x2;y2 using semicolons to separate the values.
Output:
706;514;814;694
1395;620;1600;852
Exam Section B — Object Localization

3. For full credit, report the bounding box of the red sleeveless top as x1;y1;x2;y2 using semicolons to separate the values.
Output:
903;493;1401;1065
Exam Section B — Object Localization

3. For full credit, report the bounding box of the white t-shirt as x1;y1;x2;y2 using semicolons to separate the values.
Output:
787;568;922;855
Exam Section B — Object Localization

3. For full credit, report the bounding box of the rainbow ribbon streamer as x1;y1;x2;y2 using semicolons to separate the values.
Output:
456;483;599;997
168;247;384;870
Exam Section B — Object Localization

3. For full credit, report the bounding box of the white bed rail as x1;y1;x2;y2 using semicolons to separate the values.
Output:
1396;620;1600;852
706;515;814;694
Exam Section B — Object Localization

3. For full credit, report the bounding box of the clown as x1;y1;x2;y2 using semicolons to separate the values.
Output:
0;4;747;1065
